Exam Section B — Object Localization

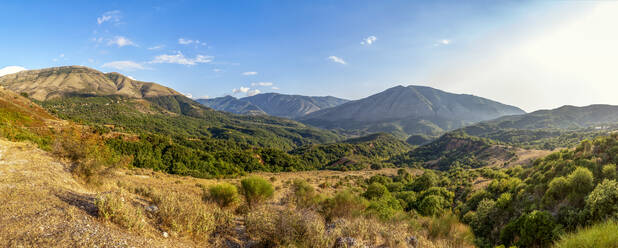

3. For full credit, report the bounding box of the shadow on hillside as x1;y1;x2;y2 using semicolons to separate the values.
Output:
55;191;99;217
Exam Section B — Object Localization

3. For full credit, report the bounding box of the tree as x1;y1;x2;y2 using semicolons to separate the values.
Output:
418;195;447;216
567;167;594;204
363;182;389;200
240;176;274;209
602;164;616;180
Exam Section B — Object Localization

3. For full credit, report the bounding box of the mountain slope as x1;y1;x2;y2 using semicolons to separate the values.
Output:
196;96;266;115
300;85;525;138
242;93;349;119
0;66;180;101
198;93;349;119
460;104;618;149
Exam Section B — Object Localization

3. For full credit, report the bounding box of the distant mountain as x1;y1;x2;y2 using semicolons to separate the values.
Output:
300;85;525;138
197;93;349;119
0;66;180;101
196;96;266;115
459;104;618;149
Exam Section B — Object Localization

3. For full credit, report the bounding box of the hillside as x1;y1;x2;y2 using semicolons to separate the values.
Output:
196;96;266;115
390;132;548;170
0;66;180;101
198;93;349;119
300;85;525;138
460;104;618;149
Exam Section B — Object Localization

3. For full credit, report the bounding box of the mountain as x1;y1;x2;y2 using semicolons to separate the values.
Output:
300;85;525;138
242;93;349;119
459;104;618;149
196;96;266;115
0;66;180;101
198;93;349;119
0;66;344;177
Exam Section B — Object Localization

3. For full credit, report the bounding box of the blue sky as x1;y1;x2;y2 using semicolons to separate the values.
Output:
2;0;617;112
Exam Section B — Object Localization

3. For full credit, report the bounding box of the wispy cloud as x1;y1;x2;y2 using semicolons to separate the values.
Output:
251;82;273;87
178;38;206;46
108;36;137;47
242;71;257;76
97;10;121;25
271;86;280;90
213;68;223;73
327;56;347;65
232;86;261;96
0;66;26;77
434;39;451;46
148;45;165;50
150;52;213;65
361;36;377;45
101;61;146;71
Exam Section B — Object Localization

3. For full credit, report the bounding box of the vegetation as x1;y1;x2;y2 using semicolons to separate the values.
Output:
553;220;618;248
240;176;275;209
207;183;239;208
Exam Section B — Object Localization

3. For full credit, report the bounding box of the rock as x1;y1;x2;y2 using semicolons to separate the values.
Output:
406;236;417;247
162;232;169;238
335;237;357;248
145;205;159;212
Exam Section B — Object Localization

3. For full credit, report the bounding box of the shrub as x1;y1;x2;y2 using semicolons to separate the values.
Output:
554;220;618;248
240;176;274;209
545;176;570;203
245;206;330;247
602;164;616;180
424;213;475;247
418;195;447;216
585;179;618;221
518;210;556;247
322;190;367;220
363;182;389;200
95;191;145;231
290;179;322;209
567;167;594;202
207;183;239;208
365;195;403;220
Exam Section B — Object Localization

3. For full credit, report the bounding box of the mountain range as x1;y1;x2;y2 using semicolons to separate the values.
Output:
197;93;349;119
299;85;526;138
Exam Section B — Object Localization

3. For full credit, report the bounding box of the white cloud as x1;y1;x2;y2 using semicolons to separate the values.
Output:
97;10;121;25
108;36;137;47
242;71;258;76
182;92;196;99
148;45;165;50
213;68;223;72
327;56;347;65
271;86;280;90
101;61;146;71
247;89;261;96
434;39;451;46
150;52;213;65
0;66;26;77
232;87;250;94
178;38;206;46
251;82;273;87
361;35;377;45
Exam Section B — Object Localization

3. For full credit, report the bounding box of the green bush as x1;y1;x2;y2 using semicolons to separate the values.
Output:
207;183;239;208
365;195;402;220
418;195;447;216
322;190;367;220
602;164;616;180
518;210;556;247
567;167;594;202
290;179;322;209
240;176;274;209
585;179;618;221
363;182;389;200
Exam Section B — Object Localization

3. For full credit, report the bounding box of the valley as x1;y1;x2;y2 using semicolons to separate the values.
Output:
0;66;616;248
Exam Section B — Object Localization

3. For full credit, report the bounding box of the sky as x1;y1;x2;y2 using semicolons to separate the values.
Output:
1;0;617;112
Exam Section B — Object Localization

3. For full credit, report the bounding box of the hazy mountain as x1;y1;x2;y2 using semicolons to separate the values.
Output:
300;85;525;138
198;93;349;119
0;66;180;101
196;96;266;115
458;104;618;148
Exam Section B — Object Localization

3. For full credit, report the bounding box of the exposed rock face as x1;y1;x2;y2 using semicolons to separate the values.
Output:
0;66;181;101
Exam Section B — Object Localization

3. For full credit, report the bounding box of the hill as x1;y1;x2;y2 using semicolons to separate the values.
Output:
390;132;548;170
198;93;349;119
196;96;266;115
460;104;618;149
300;85;525;138
0;66;345;177
0;66;180;101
